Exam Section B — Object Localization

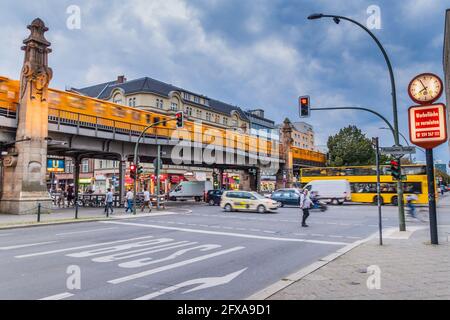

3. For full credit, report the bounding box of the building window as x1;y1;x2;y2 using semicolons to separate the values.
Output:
81;159;89;173
196;109;202;118
204;99;209;106
113;93;123;105
183;92;191;100
65;160;74;174
206;112;212;122
171;102;178;111
185;106;193;116
156;99;164;109
194;96;200;104
223;117;228;126
215;115;220;123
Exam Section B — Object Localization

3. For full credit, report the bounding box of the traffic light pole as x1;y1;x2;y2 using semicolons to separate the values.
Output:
132;115;180;215
156;144;161;210
311;106;405;231
426;149;439;245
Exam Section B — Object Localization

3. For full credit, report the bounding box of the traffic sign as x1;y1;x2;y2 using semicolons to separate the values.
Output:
380;146;416;158
408;103;448;149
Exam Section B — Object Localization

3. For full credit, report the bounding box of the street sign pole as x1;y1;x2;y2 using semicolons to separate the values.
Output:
373;137;383;245
426;149;439;245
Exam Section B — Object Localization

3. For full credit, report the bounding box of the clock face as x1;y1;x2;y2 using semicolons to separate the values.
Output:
408;73;443;105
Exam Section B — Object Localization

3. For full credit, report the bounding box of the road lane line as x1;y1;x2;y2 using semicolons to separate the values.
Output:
108;246;245;284
39;292;74;300
100;221;349;245
56;227;118;236
0;233;12;237
0;241;56;251
15;235;155;258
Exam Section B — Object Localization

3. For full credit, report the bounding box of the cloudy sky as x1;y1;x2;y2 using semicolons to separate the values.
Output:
1;0;449;167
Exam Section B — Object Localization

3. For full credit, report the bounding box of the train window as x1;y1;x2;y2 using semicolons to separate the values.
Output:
146;114;151;124
113;106;126;118
132;111;141;121
153;117;160;124
48;91;61;108
68;96;87;110
162;118;167;126
93;102;106;115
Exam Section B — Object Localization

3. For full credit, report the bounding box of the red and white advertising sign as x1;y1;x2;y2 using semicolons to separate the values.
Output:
408;103;448;149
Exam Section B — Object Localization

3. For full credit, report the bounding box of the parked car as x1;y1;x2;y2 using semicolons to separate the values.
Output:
220;191;279;214
206;189;223;206
303;180;351;205
169;181;213;201
270;189;300;207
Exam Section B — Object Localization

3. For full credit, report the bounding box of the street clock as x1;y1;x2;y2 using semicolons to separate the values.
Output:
408;73;443;105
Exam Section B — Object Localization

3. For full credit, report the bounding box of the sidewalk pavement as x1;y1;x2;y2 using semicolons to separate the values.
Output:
266;225;450;300
0;205;188;229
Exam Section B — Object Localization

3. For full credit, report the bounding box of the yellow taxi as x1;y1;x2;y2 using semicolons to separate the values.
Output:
220;191;279;214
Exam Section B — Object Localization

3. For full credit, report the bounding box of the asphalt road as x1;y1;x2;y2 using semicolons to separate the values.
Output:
0;202;442;300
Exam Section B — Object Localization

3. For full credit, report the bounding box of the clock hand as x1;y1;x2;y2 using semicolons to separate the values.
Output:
419;79;427;90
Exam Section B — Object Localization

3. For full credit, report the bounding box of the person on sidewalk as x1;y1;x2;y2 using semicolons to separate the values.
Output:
300;189;312;227
406;194;418;218
141;188;152;213
125;189;134;213
105;188;114;215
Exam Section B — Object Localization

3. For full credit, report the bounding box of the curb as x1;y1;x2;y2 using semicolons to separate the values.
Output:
0;210;191;230
246;228;396;300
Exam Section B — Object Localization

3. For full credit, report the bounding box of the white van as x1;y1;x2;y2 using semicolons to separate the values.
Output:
169;181;213;202
303;180;351;205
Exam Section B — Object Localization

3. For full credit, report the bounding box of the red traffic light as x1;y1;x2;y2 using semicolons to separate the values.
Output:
175;111;184;128
390;160;399;166
300;97;309;106
130;164;136;172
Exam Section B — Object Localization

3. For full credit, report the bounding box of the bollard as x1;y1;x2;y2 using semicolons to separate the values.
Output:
37;203;41;223
75;200;79;220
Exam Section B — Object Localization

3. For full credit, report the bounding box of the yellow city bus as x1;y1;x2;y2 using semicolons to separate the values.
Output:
300;165;429;205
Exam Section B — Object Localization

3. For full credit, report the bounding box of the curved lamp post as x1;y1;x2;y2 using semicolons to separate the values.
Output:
308;13;406;231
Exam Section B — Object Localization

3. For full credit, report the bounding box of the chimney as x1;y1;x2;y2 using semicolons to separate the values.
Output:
117;75;126;83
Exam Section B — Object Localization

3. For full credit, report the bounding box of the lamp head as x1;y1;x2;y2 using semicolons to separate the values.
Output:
307;13;324;20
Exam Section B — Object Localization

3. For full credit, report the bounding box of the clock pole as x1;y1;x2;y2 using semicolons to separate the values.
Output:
307;13;406;231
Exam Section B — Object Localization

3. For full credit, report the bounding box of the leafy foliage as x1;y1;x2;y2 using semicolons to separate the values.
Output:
327;126;377;166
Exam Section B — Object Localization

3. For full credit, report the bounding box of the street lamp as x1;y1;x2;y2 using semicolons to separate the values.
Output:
308;13;406;231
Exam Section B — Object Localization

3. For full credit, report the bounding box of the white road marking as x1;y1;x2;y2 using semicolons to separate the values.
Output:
100;221;349;245
0;241;56;251
39;292;74;300
56;227;118;236
15;235;155;258
135;268;247;300
109;246;245;284
329;235;344;238
0;233;12;237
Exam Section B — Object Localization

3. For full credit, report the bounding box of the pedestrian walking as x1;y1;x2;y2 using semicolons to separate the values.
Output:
300;189;312;227
406;194;418;218
67;185;74;207
125;189;134;213
141;188;152;213
57;188;65;208
105;188;114;215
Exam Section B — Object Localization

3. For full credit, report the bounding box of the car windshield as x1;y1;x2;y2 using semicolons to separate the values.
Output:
251;192;265;200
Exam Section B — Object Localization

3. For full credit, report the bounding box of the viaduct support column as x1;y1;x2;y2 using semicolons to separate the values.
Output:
118;157;126;208
0;19;53;214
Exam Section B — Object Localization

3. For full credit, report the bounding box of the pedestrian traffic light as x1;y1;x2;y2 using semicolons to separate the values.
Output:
299;96;310;118
390;160;401;180
175;111;184;128
130;163;137;180
138;165;144;175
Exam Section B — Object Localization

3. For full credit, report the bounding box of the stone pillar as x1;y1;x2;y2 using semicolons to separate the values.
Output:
276;118;294;190
240;170;251;191
118;158;126;207
0;18;53;214
255;167;261;193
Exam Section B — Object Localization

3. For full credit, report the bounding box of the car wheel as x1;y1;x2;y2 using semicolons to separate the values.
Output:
224;204;232;212
373;196;384;206
391;196;398;206
280;203;284;208
208;199;215;206
331;199;339;205
257;205;266;214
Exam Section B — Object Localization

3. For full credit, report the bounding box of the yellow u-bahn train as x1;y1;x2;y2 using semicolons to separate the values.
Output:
0;76;327;164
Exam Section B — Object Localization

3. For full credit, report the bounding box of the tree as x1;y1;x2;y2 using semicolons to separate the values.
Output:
327;126;376;166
